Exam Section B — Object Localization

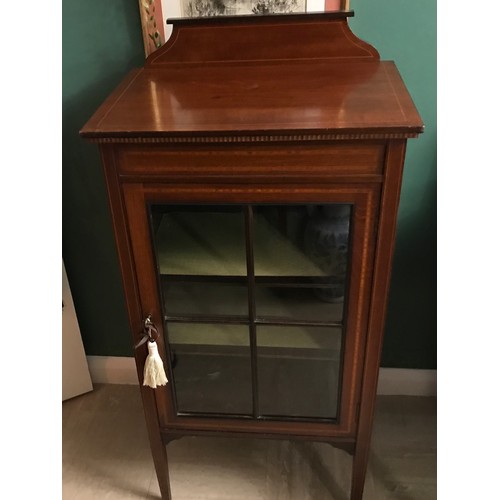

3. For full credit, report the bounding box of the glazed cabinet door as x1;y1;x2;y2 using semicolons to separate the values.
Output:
122;183;380;439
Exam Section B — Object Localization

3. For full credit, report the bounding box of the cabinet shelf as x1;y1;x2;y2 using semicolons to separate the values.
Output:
162;274;341;287
170;341;340;420
167;322;341;350
166;315;342;328
155;211;330;278
163;281;344;324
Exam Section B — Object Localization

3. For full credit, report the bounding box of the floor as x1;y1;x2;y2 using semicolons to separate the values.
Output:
62;384;436;500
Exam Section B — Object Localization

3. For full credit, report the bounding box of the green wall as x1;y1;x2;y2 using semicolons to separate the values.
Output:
62;1;436;367
351;0;437;368
62;0;144;356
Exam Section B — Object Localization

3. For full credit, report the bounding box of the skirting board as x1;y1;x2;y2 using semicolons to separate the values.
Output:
86;356;436;397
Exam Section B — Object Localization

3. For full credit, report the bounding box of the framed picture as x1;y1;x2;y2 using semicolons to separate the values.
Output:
138;0;345;57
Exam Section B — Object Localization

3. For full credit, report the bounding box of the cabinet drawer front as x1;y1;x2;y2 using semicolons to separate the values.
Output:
117;142;385;180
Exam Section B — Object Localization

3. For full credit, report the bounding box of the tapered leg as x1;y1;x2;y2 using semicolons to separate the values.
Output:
350;442;370;500
151;434;172;500
349;141;409;500
140;387;172;500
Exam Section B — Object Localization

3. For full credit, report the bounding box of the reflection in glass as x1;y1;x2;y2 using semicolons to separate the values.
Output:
257;325;342;419
253;205;351;297
168;323;252;415
303;204;351;302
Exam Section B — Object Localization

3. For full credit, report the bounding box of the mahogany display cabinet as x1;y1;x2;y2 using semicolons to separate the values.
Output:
80;11;423;500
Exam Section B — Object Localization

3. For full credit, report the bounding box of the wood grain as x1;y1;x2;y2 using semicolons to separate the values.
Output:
117;142;386;179
146;13;377;65
80;61;422;141
81;13;424;500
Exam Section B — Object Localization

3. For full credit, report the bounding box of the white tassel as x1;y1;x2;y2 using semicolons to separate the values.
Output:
143;340;168;388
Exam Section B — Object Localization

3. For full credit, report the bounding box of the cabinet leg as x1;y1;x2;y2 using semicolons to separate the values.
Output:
350;443;369;500
151;435;172;500
139;387;172;500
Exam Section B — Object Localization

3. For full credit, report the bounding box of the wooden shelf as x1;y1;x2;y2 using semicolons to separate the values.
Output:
167;322;341;350
171;345;340;419
155;211;328;277
163;281;344;323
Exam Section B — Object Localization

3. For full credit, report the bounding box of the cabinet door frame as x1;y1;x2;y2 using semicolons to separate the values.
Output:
121;182;380;439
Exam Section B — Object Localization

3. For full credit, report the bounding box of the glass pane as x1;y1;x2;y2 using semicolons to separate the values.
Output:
257;325;342;419
168;322;249;346
255;286;344;323
152;206;247;276
168;323;252;415
163;282;248;318
253;205;351;293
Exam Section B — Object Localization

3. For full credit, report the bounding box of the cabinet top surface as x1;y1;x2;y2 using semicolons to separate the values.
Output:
80;15;423;143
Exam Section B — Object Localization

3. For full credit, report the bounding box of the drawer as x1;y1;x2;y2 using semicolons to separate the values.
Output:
116;142;386;180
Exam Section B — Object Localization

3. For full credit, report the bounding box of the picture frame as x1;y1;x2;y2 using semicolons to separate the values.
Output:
138;0;347;57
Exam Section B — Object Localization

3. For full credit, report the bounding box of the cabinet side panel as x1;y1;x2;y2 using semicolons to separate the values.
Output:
339;187;380;433
351;139;408;496
99;147;172;498
99;147;144;365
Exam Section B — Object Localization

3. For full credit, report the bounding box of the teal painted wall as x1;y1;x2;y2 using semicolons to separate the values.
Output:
62;0;144;356
351;0;437;368
62;2;436;367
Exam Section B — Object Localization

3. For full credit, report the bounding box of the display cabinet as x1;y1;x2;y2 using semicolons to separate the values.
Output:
80;11;423;499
